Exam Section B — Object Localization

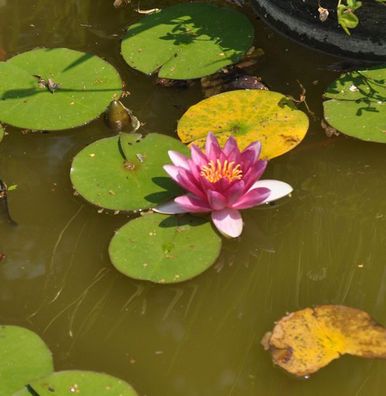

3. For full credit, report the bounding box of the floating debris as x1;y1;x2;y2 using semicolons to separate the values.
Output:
318;6;329;22
105;100;140;133
33;75;60;94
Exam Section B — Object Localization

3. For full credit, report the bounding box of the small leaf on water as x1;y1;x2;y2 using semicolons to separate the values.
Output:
109;213;222;283
177;90;309;160
121;3;254;79
0;325;53;395
13;370;138;396
263;305;386;377
323;65;386;142
71;133;189;211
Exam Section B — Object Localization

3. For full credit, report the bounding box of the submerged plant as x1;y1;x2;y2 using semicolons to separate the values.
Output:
154;133;293;238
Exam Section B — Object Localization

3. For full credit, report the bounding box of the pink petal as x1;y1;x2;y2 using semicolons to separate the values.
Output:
164;165;205;199
232;187;271;209
187;159;201;180
242;160;267;190
168;151;190;170
198;172;216;191
153;200;188;214
223;135;240;159
189;160;202;188
205;132;222;161
163;164;180;182
226;149;241;165
240;141;261;167
211;208;243;238
211;177;231;194
190;144;208;167
177;169;206;199
175;194;211;213
224;180;245;206
207;190;227;210
249;180;293;203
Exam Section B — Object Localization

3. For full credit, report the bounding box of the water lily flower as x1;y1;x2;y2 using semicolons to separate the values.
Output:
154;133;293;238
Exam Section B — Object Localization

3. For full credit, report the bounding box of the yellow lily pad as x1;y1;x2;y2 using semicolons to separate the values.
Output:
177;90;309;160
262;305;386;377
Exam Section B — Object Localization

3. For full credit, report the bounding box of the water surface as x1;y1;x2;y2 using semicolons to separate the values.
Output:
0;1;385;395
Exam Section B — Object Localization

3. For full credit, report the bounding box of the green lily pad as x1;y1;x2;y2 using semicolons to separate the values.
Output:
121;3;254;79
0;124;4;143
13;370;138;396
177;90;309;160
0;325;53;395
109;213;222;283
71;133;188;211
323;66;386;142
0;48;122;130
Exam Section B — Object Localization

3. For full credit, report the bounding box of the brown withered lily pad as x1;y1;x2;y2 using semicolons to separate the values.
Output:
262;305;386;377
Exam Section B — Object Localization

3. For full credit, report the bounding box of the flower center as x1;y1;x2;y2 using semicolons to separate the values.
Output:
200;159;243;183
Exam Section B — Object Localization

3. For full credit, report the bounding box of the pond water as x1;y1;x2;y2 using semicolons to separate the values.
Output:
0;0;385;395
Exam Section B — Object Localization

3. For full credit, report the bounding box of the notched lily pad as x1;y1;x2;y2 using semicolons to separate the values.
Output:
70;133;188;211
0;325;53;395
121;3;254;79
262;305;386;377
323;66;386;142
14;370;138;396
0;48;122;130
109;213;222;283
119;131;143;158
177;90;309;159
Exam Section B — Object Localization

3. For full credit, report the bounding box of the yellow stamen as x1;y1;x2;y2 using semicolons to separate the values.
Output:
200;159;243;183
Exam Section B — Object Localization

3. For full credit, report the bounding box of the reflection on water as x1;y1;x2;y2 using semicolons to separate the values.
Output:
0;1;385;395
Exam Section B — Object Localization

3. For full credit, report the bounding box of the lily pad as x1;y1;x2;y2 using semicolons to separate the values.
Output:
121;3;254;79
177;90;309;159
0;48;122;130
14;370;138;396
109;213;222;283
0;325;53;395
0;124;4;143
323;66;386;142
262;305;386;377
71;133;188;211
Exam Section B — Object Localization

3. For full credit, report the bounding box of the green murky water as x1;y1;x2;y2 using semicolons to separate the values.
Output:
0;1;385;395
